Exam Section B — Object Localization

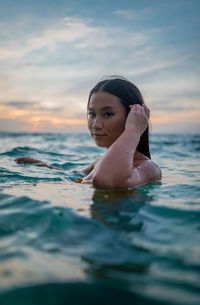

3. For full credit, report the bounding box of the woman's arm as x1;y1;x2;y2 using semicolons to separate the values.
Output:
15;156;64;171
82;162;95;175
92;104;161;189
15;157;99;174
82;158;102;175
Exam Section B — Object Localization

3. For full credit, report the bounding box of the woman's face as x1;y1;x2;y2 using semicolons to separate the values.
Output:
88;91;127;148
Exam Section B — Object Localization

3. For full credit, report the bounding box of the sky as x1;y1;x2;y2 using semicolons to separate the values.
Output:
0;0;199;133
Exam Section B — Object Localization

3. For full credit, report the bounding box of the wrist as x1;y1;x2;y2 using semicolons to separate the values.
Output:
124;126;141;138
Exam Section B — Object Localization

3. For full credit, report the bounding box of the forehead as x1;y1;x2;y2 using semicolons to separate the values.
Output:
88;91;123;109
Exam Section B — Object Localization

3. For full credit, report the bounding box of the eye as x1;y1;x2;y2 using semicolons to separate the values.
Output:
88;112;95;118
104;112;114;117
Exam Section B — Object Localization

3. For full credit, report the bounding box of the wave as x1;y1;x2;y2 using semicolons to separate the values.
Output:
0;281;165;305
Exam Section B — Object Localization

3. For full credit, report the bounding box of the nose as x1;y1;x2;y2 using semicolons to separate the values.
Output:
92;115;103;129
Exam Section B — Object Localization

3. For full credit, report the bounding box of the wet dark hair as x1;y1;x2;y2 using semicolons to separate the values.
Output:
88;76;151;159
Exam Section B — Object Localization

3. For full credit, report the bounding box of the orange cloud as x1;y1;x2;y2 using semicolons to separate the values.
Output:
0;103;199;132
151;110;200;125
0;104;86;132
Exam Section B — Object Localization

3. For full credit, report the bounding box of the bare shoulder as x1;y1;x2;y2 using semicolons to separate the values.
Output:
122;157;162;188
136;159;162;181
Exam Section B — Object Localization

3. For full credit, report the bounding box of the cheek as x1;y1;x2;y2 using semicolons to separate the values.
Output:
87;118;93;130
109;117;126;137
116;116;126;130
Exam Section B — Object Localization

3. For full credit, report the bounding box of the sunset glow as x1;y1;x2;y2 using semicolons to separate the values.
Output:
0;0;199;133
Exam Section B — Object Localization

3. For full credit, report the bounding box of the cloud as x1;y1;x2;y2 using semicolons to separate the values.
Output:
4;100;65;112
0;102;87;132
168;89;200;100
0;15;149;62
0;48;22;60
26;17;99;52
6;101;38;109
1;13;186;85
151;109;200;125
126;60;182;79
0;118;32;132
114;10;138;20
150;99;200;112
0;17;100;60
0;9;199;133
113;8;152;20
0;100;73;113
0;15;153;113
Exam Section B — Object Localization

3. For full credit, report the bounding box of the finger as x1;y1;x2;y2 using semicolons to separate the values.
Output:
15;158;21;162
142;104;150;118
129;104;146;114
129;104;142;110
134;104;145;113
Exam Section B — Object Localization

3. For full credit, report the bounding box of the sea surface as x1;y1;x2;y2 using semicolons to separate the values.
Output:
0;132;199;305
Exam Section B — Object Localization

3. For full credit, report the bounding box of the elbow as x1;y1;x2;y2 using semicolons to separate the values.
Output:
92;173;128;190
92;174;109;189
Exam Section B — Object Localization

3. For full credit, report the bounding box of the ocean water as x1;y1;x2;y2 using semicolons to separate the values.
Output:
0;132;199;305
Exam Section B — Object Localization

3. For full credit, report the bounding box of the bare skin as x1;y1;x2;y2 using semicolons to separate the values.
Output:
15;91;161;189
84;91;161;189
15;156;64;171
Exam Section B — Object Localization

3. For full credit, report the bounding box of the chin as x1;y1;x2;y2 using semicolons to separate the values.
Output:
95;141;107;148
94;139;112;148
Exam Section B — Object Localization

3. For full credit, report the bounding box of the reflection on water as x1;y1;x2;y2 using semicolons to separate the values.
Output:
0;132;200;305
83;188;155;293
91;188;150;231
0;281;162;305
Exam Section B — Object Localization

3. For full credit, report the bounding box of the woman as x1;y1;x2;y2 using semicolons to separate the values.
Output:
16;77;161;189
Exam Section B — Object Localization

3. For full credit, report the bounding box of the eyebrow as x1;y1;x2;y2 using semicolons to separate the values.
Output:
88;106;115;111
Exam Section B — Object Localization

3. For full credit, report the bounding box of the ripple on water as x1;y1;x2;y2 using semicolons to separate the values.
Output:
0;133;200;305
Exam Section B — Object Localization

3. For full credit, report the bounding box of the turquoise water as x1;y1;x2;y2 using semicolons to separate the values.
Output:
0;132;200;305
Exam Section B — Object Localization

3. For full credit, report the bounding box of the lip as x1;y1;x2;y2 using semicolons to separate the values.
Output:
93;133;106;138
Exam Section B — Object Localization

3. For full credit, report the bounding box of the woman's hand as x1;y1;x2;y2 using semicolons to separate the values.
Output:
15;156;42;164
15;156;64;171
125;104;150;135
